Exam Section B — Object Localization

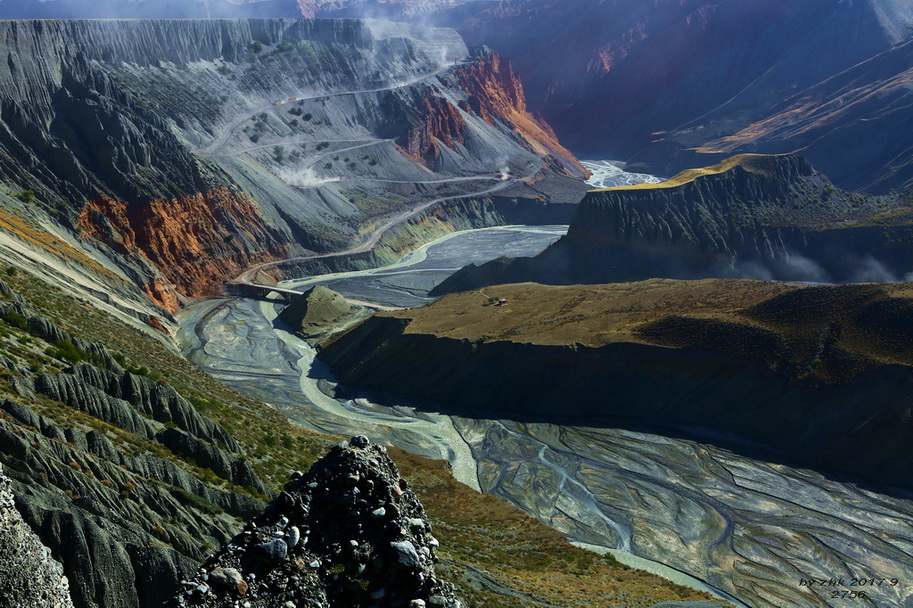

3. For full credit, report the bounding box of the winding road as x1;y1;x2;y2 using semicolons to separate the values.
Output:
195;63;458;157
233;173;519;291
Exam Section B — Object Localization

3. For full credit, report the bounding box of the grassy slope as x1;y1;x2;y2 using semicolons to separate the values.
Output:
0;266;722;607
379;279;913;383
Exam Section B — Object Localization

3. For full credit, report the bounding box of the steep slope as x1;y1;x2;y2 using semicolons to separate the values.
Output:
319;279;913;492
432;154;913;294
0;18;584;319
278;284;363;339
0;267;716;608
433;0;913;191
696;37;913;193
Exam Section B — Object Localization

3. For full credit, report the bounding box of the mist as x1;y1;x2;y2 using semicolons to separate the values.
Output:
0;0;303;20
724;252;913;285
0;0;479;21
275;165;342;188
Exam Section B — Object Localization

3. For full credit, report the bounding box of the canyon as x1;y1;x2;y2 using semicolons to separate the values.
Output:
0;6;910;608
0;17;583;320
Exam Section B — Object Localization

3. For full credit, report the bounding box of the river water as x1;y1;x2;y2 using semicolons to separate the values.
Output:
582;158;663;189
179;223;913;608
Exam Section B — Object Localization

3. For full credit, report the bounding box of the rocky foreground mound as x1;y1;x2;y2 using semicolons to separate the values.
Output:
171;436;460;608
0;465;74;608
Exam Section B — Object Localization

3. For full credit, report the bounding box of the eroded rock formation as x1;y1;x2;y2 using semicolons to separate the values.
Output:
432;154;913;294
79;188;288;311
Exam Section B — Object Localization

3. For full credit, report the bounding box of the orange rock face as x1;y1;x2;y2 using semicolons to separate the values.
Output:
79;187;287;312
404;92;469;165
401;51;589;178
452;52;591;179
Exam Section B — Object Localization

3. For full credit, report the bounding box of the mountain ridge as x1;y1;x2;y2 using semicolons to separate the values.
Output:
432;153;913;295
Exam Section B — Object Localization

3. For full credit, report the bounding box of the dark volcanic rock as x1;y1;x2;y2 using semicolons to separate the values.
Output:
170;437;462;608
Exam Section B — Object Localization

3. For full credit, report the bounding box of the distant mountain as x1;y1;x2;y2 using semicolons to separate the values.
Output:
431;0;913;192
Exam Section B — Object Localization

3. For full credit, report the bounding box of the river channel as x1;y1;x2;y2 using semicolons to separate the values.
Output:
179;223;913;608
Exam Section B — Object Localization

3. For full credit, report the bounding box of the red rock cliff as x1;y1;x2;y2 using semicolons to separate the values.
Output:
78;187;288;312
403;51;589;178
404;91;470;166
453;51;590;178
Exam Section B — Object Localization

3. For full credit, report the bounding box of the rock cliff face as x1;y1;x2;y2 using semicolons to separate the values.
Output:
318;281;913;492
432;154;913;294
0;465;74;608
78;188;288;311
171;436;461;608
450;50;589;179
0;18;582;315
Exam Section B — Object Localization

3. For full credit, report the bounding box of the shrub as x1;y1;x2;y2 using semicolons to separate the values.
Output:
2;311;28;331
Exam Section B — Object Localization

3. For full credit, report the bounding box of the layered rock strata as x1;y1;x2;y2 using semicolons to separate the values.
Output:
0;18;584;313
432;154;913;294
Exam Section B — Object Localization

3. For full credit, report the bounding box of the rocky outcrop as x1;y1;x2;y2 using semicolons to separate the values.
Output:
170;436;461;608
0;464;74;608
402;90;470;167
278;285;360;338
79;188;289;310
432;154;913;294
452;49;589;179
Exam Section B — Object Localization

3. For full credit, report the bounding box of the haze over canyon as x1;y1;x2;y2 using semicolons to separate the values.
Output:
0;2;911;608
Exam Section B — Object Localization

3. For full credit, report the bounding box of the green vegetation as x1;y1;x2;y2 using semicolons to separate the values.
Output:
0;269;722;606
15;189;35;203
